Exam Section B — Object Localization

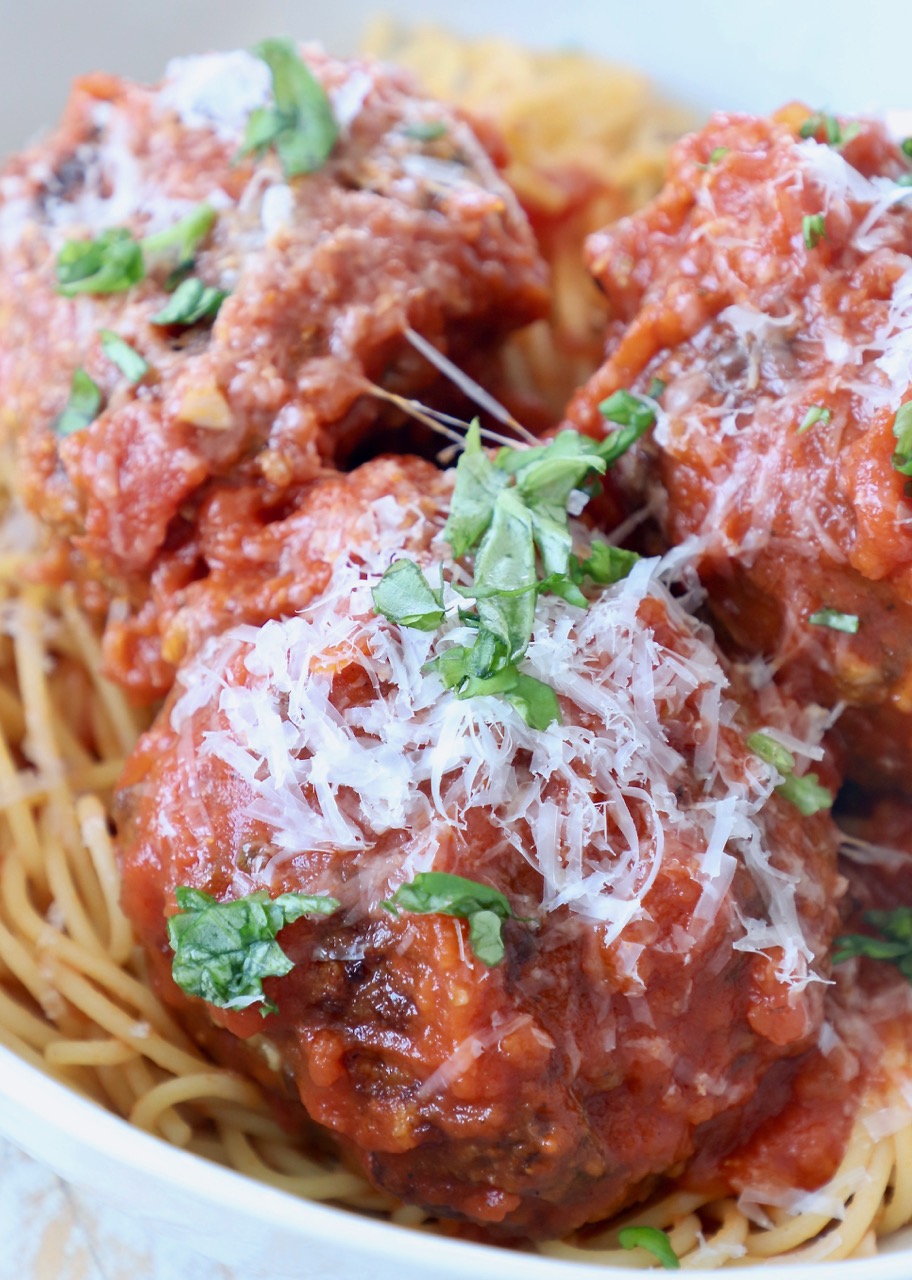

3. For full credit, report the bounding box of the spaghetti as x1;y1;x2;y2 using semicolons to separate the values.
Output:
0;495;910;1267
0;26;909;1276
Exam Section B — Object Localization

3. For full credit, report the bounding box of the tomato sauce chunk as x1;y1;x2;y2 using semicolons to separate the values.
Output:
116;455;843;1237
566;109;912;783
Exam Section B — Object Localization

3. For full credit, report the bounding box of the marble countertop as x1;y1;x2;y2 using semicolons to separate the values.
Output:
0;1139;237;1280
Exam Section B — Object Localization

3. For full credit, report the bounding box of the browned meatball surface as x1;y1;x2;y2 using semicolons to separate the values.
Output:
564;107;912;783
0;45;548;698
116;455;844;1237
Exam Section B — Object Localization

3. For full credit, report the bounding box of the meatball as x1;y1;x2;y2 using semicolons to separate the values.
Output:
0;45;548;698
116;454;842;1237
565;108;912;782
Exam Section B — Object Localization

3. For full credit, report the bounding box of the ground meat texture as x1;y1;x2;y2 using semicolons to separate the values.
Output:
0;46;548;699
564;108;912;784
115;454;844;1237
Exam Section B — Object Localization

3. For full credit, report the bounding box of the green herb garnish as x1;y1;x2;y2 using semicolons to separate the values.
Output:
798;405;831;434
834;908;912;980
892;402;912;476
618;1225;680;1270
142;202;217;276
57;204;219;302
55;368;102;436
372;560;445;631
598;389;658;464
98;330;149;384
168;887;340;1016
798;113;859;149
238;38;338;178
372;415;643;729
647;377;667;399
747;731;832;816
581;542;641;585
382;872;516;966
699;146;729;171
803;213;826;250
402;121;448;142
809;608;860;634
150;277;228;327
746;732;796;776
55;228;145;297
902;138;912;158
776;772;834;817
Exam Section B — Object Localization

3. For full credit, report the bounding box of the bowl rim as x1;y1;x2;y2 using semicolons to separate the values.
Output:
2;1042;912;1278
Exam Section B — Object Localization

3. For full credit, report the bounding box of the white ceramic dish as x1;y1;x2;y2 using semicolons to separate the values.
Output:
1;2;912;1276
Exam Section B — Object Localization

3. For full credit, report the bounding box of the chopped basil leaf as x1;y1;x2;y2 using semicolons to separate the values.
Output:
902;138;912;158
798;113;858;149
428;644;475;691
582;542;640;585
800;112;837;142
834;909;912;981
376;422;644;731
372;560;445;631
473;489;537;661
402;120;448;141
98;330;149;384
467;910;509;966
511;433;617;576
504;441;610;563
443;419;508;558
141;203;217;273
747;731;796;776
496;429;606;477
57;208;220;304
598;390;657;464
56;228;145;296
809;608;860;634
504;672;561;730
647;377;667;399
150;277;228;327
539;572;588;608
777;772;833;816
803;213;826;250
618;1226;680;1270
55;368;102;436
463;626;506;681
700;146;729;170
748;732;831;813
168;887;340;1015
239;38;338;178
798;405;831;434
458;662;522;701
599;389;657;432
382;872;515;966
892;402;912;476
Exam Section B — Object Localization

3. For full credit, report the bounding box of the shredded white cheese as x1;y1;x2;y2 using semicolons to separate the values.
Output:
158;51;272;140
170;488;825;989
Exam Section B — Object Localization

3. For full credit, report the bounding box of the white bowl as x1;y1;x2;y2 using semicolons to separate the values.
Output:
3;1042;912;1280
2;2;912;1277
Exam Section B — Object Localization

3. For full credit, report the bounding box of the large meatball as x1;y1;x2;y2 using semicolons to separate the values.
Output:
116;454;842;1237
0;45;548;698
565;108;912;782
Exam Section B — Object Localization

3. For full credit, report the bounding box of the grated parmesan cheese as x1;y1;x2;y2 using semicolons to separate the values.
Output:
158;51;272;140
170;484;827;990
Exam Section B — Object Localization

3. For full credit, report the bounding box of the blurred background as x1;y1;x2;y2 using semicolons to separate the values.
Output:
2;0;910;154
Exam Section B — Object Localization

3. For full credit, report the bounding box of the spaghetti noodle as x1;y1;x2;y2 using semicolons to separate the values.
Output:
0;494;910;1267
0;26;909;1276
